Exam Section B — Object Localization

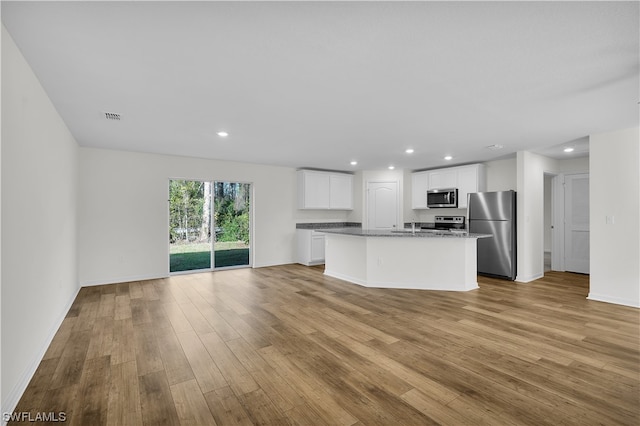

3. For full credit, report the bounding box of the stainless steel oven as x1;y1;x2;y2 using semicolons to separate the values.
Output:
435;216;465;230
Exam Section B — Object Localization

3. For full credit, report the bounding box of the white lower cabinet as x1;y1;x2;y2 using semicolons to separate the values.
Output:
296;229;326;265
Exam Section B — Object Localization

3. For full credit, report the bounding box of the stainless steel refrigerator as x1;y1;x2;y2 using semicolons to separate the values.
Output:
468;191;517;280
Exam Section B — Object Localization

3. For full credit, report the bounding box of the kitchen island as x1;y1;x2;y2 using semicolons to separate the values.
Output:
321;228;492;291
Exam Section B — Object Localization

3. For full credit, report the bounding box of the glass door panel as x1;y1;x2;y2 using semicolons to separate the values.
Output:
213;182;251;269
169;180;212;273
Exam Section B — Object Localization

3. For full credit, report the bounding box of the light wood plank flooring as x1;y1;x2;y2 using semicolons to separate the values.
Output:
11;266;640;425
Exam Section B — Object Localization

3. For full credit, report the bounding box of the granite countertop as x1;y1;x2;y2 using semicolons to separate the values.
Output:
319;228;492;239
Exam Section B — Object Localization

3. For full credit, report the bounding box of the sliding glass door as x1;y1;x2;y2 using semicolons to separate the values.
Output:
213;182;251;269
169;180;212;273
169;179;251;273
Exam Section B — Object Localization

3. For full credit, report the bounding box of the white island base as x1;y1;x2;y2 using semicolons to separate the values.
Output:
324;233;479;291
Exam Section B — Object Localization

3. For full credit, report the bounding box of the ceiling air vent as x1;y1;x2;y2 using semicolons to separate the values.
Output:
104;112;121;121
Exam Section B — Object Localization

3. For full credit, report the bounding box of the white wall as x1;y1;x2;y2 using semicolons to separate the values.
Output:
347;170;364;224
516;151;560;282
1;25;80;414
0;18;4;412
589;127;640;307
485;157;517;192
558;156;589;173
78;148;311;285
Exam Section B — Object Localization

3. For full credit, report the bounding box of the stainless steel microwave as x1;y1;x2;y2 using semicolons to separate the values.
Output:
427;188;458;208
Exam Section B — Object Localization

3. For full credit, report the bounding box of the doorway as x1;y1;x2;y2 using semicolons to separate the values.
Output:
548;173;590;274
169;179;251;273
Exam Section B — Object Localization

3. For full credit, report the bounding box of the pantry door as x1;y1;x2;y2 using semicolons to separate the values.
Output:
366;181;399;230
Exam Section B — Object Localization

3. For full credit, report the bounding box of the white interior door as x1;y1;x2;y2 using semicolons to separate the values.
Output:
564;174;589;273
367;181;398;230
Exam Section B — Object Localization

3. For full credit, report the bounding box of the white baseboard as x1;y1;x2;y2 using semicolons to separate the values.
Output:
252;260;292;268
1;286;80;423
323;269;369;287
325;269;479;292
515;272;544;283
80;273;167;287
587;293;640;308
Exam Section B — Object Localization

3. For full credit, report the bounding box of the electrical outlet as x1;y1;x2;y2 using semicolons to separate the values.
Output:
606;215;615;225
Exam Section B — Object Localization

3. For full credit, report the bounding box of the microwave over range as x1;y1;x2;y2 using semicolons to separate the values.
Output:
427;188;458;208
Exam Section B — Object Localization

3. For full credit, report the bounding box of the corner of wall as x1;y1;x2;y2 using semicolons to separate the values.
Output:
589;127;640;307
1;23;81;417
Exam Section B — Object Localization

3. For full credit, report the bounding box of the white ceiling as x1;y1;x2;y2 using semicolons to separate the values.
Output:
2;1;638;171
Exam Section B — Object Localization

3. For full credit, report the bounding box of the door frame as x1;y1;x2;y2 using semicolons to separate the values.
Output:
550;173;564;271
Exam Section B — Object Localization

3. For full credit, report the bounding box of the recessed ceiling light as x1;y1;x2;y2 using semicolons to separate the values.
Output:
350;161;358;166
405;148;414;154
444;155;453;161
388;165;395;170
217;131;229;137
564;147;574;153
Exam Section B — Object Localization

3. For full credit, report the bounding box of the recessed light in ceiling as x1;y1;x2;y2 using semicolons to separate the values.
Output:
444;155;453;161
486;144;504;150
350;161;358;166
388;165;395;170
563;147;574;153
217;131;229;137
405;148;414;154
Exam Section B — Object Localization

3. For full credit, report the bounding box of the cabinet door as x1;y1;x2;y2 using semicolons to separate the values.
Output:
456;164;485;208
411;172;429;209
300;171;330;209
310;233;325;263
428;169;457;189
456;166;477;209
329;174;353;209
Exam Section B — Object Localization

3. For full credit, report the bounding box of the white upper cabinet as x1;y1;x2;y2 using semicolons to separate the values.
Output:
298;170;353;210
456;164;486;208
329;173;353;210
411;171;430;209
428;169;458;190
298;170;330;209
411;163;486;209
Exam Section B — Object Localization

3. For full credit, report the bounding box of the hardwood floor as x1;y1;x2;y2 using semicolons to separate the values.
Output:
11;266;640;425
